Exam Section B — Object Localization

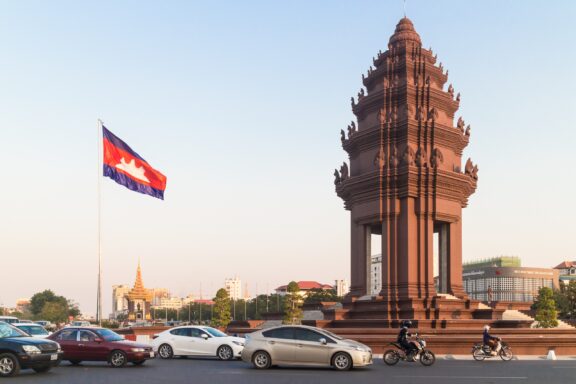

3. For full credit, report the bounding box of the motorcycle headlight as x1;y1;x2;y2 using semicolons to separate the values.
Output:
232;341;244;347
22;345;41;355
131;348;145;352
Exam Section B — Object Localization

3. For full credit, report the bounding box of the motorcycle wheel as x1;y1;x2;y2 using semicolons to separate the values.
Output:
499;347;513;361
420;350;435;366
383;350;400;366
472;347;486;361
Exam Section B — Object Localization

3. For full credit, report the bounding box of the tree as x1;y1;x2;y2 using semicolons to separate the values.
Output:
283;281;303;325
534;287;559;328
39;302;69;324
212;288;231;328
304;288;340;304
30;290;81;320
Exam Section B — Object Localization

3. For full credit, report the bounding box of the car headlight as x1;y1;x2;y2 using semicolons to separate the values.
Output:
131;348;146;352
232;341;245;347
354;346;368;352
22;345;41;355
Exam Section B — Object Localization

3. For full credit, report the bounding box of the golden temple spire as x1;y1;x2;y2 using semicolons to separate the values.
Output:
127;259;153;301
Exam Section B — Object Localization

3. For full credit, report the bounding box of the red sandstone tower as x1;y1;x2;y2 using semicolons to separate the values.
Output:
334;18;479;322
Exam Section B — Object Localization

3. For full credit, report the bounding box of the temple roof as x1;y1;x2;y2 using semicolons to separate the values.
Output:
127;261;153;301
389;17;421;46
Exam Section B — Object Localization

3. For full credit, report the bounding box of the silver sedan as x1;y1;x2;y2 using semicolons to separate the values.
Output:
241;325;372;371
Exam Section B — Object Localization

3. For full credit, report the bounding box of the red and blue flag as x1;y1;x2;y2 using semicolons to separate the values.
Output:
102;126;167;200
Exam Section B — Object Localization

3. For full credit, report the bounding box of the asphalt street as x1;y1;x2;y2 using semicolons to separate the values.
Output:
7;357;576;384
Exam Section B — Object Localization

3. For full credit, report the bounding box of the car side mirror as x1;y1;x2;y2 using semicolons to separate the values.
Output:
94;338;103;343
319;338;327;345
201;334;209;340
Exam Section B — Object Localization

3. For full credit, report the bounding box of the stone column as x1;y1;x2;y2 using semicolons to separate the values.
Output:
448;219;466;297
396;197;419;299
349;221;370;297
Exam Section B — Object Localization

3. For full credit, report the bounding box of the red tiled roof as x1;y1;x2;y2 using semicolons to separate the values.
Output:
193;299;214;305
275;281;334;291
554;261;576;269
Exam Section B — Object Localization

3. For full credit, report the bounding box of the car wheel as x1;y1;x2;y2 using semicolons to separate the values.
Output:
33;365;52;373
0;353;20;377
217;345;234;361
109;350;127;368
158;344;174;359
252;351;271;369
132;360;146;366
69;360;82;366
332;352;352;371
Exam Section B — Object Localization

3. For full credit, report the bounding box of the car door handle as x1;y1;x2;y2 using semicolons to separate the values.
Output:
78;344;85;347
267;341;275;345
297;344;304;348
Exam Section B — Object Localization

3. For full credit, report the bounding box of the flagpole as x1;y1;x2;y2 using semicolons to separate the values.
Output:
97;119;103;326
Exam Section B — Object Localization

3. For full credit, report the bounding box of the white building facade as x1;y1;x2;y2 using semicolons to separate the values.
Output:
225;277;242;300
371;255;382;295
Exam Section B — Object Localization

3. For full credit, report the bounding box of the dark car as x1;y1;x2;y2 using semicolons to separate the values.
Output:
0;321;62;377
48;327;154;367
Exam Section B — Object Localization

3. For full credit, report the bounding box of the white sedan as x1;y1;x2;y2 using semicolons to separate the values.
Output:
12;323;51;338
151;326;245;360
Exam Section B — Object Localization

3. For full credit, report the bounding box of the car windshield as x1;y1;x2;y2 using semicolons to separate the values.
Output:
204;327;227;337
96;329;124;342
319;329;344;341
18;325;48;335
0;323;28;338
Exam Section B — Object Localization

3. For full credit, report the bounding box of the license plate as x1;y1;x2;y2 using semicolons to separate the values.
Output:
50;354;58;361
149;352;154;358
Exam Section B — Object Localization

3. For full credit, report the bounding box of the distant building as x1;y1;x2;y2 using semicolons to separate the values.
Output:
225;277;242;300
15;298;30;313
553;261;576;284
111;285;130;319
153;297;183;310
463;256;558;302
335;279;350;297
150;288;170;307
371;255;382;295
275;281;333;297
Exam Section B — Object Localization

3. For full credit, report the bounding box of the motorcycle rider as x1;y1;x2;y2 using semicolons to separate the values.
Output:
397;320;419;359
483;325;501;355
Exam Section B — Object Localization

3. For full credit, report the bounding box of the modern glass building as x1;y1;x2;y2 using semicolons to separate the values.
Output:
462;256;558;302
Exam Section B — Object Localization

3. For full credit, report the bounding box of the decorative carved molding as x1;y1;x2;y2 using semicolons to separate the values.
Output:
402;145;415;166
415;146;428;167
431;148;444;169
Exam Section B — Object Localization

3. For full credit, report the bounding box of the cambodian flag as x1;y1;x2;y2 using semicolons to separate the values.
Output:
102;126;167;200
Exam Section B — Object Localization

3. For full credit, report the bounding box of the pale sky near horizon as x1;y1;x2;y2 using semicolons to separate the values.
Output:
1;1;575;316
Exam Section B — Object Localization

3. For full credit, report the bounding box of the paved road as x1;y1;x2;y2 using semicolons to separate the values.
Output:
8;357;576;384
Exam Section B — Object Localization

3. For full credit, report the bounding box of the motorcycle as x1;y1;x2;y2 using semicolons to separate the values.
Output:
471;338;513;361
383;334;436;366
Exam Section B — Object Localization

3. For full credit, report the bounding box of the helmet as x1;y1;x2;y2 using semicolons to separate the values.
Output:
401;320;412;328
484;325;490;331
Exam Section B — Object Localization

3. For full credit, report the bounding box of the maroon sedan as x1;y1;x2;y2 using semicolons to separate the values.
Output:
47;327;154;367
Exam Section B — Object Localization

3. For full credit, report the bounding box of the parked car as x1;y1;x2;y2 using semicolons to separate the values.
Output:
0;322;62;377
241;325;372;371
69;321;92;327
0;316;19;325
12;323;51;339
47;327;154;367
152;326;244;360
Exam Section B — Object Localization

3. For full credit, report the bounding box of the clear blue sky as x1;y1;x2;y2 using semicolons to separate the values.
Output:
0;1;575;316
